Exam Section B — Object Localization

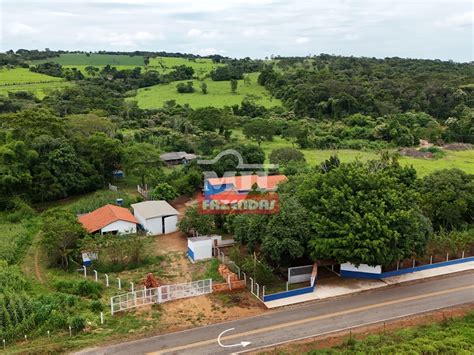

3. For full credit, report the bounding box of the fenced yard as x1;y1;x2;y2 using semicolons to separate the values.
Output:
110;279;212;314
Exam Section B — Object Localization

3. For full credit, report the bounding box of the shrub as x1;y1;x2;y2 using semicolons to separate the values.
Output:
89;300;104;313
269;147;306;166
419;146;446;159
53;278;103;298
150;183;178;201
176;81;194;93
69;316;86;333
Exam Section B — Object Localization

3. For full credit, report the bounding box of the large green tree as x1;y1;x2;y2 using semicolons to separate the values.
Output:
294;161;431;266
40;209;86;269
418;169;473;231
243;118;275;146
123;143;162;187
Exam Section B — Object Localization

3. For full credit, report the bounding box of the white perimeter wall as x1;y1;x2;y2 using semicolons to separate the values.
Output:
340;262;382;274
101;220;136;235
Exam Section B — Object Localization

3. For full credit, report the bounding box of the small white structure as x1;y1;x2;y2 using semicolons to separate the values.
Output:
131;201;179;235
187;236;214;262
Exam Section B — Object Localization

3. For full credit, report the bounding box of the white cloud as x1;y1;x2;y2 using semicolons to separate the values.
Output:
7;22;38;36
296;37;309;44
187;28;218;39
242;28;268;37
436;11;473;28
1;0;472;61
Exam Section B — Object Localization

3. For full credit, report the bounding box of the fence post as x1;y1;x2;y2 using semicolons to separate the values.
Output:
243;272;247;284
263;286;265;300
94;270;98;282
100;312;104;324
446;253;449;261
105;274;109;287
286;281;289;291
157;286;162;303
130;282;134;293
250;277;254;294
430;255;433;264
396;261;399;270
412;259;415;268
117;278;121;290
83;266;87;278
256;283;260;299
110;297;114;315
227;275;231;290
462;251;465;259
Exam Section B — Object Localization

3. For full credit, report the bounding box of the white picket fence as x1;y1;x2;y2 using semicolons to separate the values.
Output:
110;279;212;314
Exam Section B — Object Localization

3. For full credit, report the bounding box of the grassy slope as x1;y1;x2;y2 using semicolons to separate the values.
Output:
148;56;221;77
233;130;474;177
304;313;474;354
131;73;281;109
0;68;71;98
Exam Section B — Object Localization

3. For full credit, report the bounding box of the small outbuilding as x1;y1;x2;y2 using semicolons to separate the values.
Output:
78;204;138;235
131;200;180;235
160;151;197;166
187;236;213;262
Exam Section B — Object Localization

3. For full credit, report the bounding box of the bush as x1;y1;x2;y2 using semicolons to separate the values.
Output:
176;81;194;93
89;300;104;312
150;183;178;201
419;146;446;159
69;316;86;333
53;278;103;298
269;147;306;166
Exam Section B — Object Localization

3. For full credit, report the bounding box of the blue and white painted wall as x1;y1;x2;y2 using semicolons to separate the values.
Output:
341;256;474;279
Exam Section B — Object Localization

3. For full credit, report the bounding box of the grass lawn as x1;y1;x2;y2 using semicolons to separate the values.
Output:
32;53;145;66
233;130;474;177
130;73;281;109
0;67;72;98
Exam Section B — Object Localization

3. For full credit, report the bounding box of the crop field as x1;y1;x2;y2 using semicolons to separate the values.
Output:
232;130;474;177
0;68;72;98
130;73;281;109
33;53;145;66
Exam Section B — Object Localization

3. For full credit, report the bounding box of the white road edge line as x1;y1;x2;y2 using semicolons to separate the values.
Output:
233;302;474;354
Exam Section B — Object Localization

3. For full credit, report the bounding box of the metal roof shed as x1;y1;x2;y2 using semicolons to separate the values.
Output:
131;201;180;235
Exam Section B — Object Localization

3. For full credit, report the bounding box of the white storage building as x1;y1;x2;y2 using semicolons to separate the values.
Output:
131;201;180;235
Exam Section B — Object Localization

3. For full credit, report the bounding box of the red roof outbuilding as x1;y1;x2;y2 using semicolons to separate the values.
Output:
78;204;138;233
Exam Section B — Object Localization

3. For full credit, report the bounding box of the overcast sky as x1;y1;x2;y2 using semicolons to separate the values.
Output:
1;0;472;62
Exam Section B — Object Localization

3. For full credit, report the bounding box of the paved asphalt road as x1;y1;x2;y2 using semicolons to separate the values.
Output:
77;272;474;355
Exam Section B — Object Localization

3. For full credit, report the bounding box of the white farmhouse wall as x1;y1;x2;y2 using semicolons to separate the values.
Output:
163;215;178;234
101;220;136;235
340;262;382;274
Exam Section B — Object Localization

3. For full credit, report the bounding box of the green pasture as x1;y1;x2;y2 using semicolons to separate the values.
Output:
33;53;145;66
232;131;474;177
130;73;281;109
0;68;72;98
0;68;63;84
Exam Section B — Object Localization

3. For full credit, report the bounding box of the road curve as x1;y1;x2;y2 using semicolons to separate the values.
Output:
76;272;474;355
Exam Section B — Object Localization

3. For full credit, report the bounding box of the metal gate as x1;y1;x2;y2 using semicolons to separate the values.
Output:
110;279;212;314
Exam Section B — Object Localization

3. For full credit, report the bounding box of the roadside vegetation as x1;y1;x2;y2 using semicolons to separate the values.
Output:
285;312;474;354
